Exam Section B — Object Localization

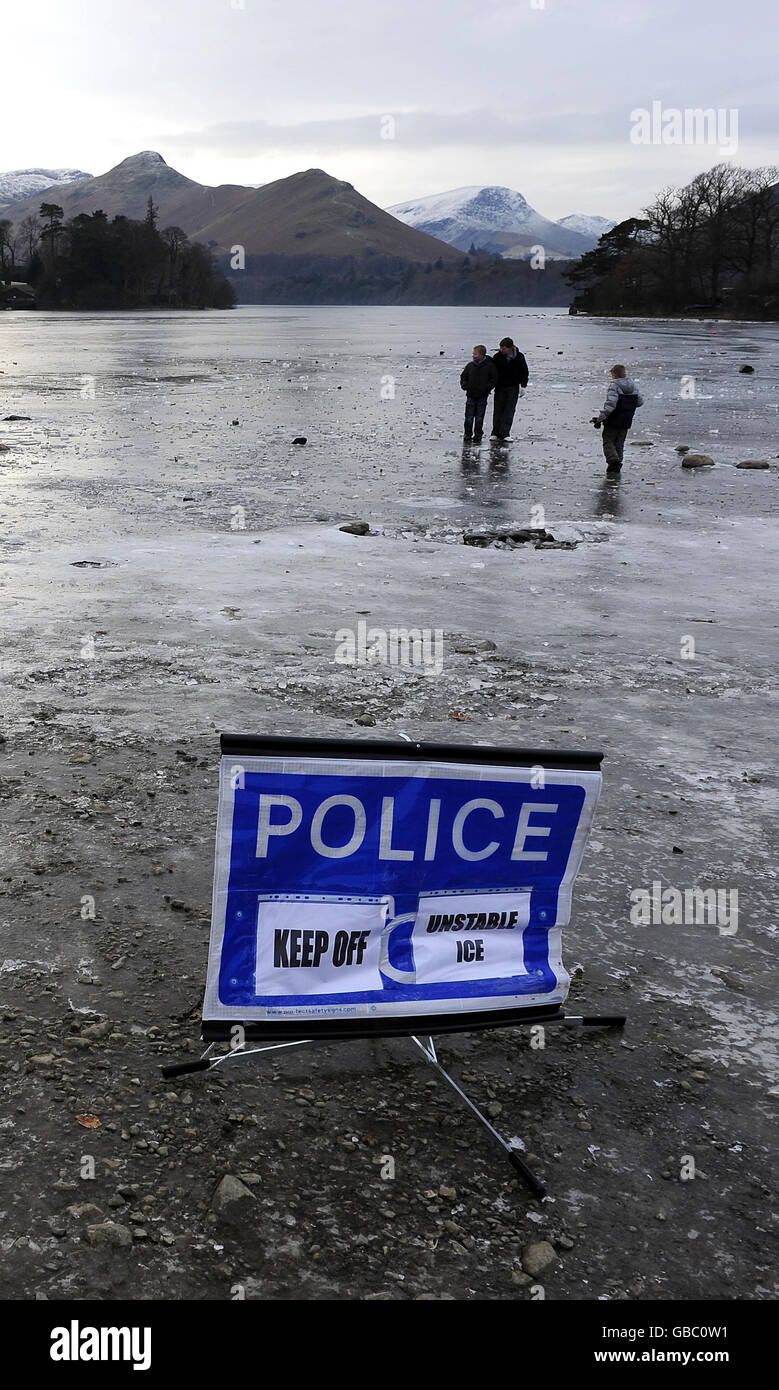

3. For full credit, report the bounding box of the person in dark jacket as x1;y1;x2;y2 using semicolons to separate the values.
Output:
490;337;529;440
460;345;497;441
590;363;644;473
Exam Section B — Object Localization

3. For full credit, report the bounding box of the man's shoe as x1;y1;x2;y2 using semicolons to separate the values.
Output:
473;433;484;442
463;433;473;441
606;465;621;475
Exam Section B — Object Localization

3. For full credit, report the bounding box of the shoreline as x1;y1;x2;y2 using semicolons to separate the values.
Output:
3;302;776;322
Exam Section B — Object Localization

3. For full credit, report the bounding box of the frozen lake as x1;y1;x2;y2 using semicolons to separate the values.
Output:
0;305;777;1300
1;304;776;536
1;304;776;736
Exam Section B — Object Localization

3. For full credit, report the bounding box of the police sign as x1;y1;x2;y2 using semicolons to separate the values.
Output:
203;736;602;1037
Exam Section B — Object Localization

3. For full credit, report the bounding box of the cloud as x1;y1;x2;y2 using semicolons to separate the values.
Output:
4;0;776;222
160;103;779;159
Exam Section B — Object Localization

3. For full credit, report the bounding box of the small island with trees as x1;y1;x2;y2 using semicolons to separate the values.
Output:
565;163;778;319
0;196;235;310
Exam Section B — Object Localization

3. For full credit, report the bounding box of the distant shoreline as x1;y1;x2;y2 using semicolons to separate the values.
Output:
2;302;773;322
569;311;775;324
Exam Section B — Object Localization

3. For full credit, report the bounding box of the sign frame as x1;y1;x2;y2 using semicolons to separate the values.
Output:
202;733;604;1043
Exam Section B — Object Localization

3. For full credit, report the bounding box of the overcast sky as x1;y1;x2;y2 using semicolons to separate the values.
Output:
3;0;775;221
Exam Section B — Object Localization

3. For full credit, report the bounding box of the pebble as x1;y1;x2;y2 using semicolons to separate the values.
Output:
710;968;746;992
65;1203;104;1223
521;1241;558;1277
211;1174;257;1211
86;1222;133;1248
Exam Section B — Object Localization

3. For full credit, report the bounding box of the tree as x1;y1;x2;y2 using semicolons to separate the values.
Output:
162;225;188;260
0;220;16;282
17;214;41;268
729;165;779;276
563;166;779;317
39;202;65;266
564;218;652;311
27;205;234;310
564;218;651;288
690;163;749;301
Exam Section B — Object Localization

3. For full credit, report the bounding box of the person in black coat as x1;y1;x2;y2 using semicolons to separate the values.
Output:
460;345;497;441
490;337;529;440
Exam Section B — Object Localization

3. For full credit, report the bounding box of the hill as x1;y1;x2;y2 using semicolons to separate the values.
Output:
6;153;459;265
386;185;603;257
0;167;91;213
557;213;616;241
5;152;251;239
195;168;461;261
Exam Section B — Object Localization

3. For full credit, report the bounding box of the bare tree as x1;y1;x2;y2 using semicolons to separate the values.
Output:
16;213;42;268
689;163;750;300
729;165;779;275
0;219;17;282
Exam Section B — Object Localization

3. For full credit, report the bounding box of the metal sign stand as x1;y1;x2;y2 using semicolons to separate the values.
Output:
160;1011;625;1198
164;731;619;1197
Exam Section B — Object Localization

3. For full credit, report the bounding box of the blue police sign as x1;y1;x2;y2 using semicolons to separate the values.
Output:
203;738;602;1032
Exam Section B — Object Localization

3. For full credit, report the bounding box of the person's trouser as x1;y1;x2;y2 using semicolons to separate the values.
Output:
602;426;629;469
492;385;520;437
464;395;488;437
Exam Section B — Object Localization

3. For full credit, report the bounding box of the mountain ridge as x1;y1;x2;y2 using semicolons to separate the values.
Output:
0;167;92;212
387;185;614;255
2;156;612;263
2;153;461;264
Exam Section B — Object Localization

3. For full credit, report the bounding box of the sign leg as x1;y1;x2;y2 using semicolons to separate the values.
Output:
410;1035;546;1198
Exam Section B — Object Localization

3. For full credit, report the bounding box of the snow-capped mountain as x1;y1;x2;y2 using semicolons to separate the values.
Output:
0;167;91;210
386;186;612;257
388;185;536;237
557;213;615;240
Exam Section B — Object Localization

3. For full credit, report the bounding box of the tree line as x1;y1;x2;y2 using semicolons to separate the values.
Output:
0;197;235;309
217;248;572;306
565;164;779;318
